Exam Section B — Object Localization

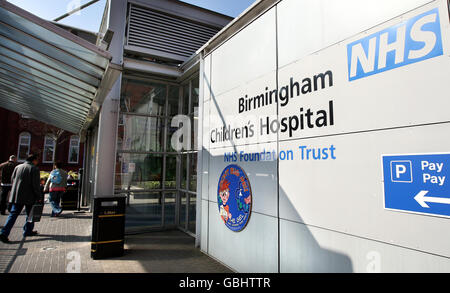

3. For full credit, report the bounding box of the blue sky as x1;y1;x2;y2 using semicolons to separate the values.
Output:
7;0;256;32
181;0;256;17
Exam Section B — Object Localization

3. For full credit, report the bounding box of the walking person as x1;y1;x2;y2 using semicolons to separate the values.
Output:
44;162;67;217
0;154;41;243
0;155;17;215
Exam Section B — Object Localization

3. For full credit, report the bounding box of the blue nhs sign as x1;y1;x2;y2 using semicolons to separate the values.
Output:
347;8;443;81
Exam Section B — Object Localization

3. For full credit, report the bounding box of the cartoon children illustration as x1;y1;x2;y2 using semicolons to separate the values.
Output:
218;179;232;223
236;183;251;213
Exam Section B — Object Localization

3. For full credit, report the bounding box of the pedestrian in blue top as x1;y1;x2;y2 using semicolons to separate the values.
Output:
44;162;67;217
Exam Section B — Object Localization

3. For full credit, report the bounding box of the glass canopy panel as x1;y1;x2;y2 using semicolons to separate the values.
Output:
0;45;98;93
0;88;87;121
0;60;93;103
0;70;91;110
0;23;105;78
0;77;88;116
0;54;95;101
0;34;100;87
0;87;85;119
0;1;115;134
0;7;110;69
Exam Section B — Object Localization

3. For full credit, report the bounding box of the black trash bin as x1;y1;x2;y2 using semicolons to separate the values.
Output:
61;179;79;211
91;196;126;259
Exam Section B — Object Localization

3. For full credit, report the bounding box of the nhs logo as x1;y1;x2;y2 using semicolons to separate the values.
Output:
348;8;443;81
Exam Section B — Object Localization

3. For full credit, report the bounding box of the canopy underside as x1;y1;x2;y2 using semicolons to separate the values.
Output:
0;0;120;134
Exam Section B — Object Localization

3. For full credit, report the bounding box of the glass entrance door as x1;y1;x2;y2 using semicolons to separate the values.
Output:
114;75;199;234
115;78;179;232
82;127;98;208
178;191;197;234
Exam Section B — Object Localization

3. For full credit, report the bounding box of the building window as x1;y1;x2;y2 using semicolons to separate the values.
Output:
68;135;80;164
42;135;56;163
17;132;31;162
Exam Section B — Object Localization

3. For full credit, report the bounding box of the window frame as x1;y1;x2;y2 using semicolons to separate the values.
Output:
68;135;80;164
17;132;31;162
42;134;56;164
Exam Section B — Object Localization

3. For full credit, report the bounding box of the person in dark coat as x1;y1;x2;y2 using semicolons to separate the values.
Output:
0;154;41;243
0;155;17;215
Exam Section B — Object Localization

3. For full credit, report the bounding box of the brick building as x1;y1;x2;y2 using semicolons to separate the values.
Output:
0;107;84;172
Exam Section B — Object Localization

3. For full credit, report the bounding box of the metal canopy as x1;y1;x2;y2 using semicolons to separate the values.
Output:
0;0;120;134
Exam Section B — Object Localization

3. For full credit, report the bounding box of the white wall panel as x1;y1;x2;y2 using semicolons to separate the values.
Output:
277;1;450;141
277;0;433;68
202;100;210;151
279;122;450;258
208;201;278;273
198;0;450;273
203;54;211;102
281;219;450;273
209;71;277;149
201;150;210;201
211;8;277;98
200;199;209;252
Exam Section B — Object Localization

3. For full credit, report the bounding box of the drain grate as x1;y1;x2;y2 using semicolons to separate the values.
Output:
41;247;57;251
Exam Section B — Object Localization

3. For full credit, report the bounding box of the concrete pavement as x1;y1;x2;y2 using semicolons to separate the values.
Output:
0;197;232;273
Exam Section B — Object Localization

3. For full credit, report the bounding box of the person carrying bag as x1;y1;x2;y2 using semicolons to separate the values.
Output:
0;155;17;214
0;154;41;243
44;162;68;217
27;179;46;223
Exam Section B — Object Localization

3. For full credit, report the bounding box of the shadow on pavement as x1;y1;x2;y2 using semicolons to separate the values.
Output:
100;230;233;273
19;233;91;244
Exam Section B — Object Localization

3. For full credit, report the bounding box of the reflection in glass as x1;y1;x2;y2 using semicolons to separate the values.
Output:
183;83;189;115
190;115;197;151
180;154;187;190
168;86;180;117
118;115;164;152
68;136;80;164
188;193;196;234
124;192;162;229
18;144;29;161
180;192;187;228
165;155;177;189
189;153;197;192
166;118;178;153
190;76;199;115
121;79;166;116
43;135;56;163
164;192;176;226
18;132;31;161
116;76;200;233
115;153;163;191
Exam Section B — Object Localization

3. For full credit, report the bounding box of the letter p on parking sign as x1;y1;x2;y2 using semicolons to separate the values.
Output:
391;161;413;183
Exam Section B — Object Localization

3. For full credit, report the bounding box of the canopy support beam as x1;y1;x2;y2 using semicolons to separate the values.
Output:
53;0;101;22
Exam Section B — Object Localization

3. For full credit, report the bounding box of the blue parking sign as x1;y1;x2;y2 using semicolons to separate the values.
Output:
382;153;450;218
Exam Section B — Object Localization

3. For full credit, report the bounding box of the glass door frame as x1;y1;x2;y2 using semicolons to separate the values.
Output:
116;75;179;233
114;72;199;235
176;74;198;237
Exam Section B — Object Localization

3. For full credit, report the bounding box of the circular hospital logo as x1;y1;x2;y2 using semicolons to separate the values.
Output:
217;164;252;232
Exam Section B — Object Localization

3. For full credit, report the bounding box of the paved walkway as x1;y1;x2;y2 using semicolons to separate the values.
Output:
0;198;232;273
